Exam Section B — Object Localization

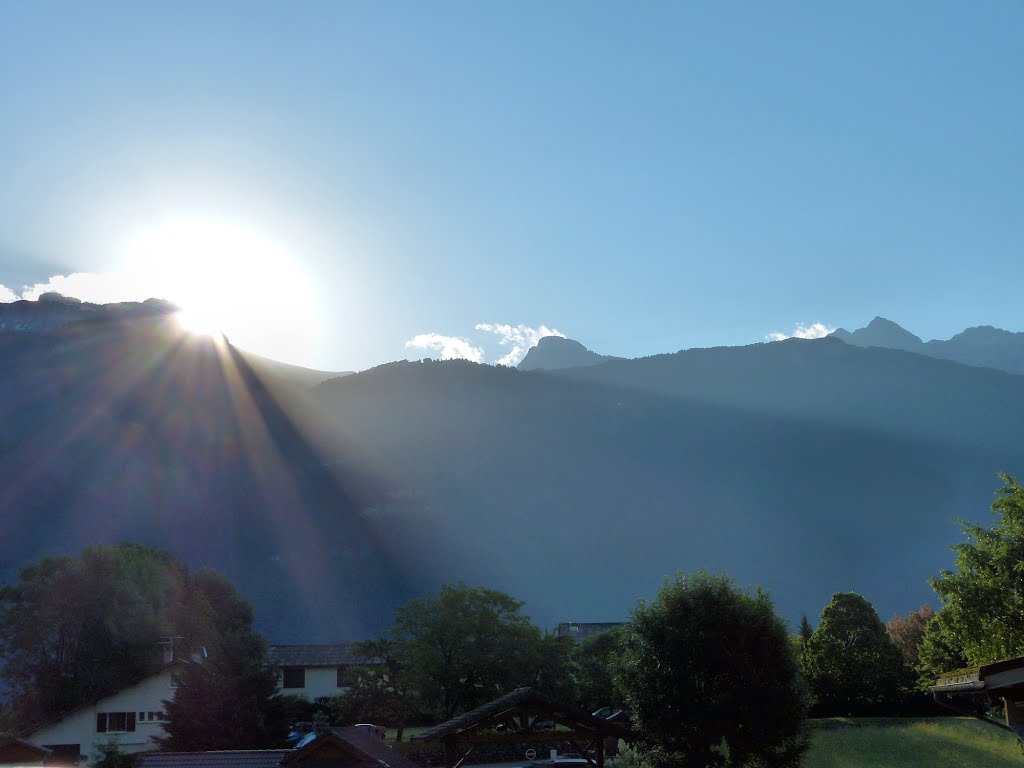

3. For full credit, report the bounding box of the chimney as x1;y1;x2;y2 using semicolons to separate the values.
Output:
158;636;183;664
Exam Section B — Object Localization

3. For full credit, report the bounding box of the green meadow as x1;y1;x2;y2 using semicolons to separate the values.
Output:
805;717;1023;767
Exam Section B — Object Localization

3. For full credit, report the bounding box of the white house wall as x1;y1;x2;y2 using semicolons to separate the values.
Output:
280;667;346;700
29;667;177;761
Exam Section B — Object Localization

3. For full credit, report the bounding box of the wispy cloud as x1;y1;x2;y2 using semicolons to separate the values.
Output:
767;322;836;342
475;323;565;366
405;333;484;363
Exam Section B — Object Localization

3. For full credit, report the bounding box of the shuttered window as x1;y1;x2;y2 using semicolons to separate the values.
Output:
282;667;305;688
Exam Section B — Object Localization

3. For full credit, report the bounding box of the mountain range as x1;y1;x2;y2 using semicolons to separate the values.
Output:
831;316;1024;375
2;298;1023;641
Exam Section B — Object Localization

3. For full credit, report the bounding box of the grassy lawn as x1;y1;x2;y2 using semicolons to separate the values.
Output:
805;717;1023;767
383;718;1023;766
385;726;432;744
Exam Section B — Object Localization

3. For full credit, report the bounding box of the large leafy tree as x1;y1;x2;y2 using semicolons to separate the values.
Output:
0;543;283;742
916;611;968;689
614;571;807;768
155;571;287;750
886;605;934;668
0;543;195;730
574;626;624;713
801;593;908;716
390;583;572;719
926;474;1024;667
344;639;414;739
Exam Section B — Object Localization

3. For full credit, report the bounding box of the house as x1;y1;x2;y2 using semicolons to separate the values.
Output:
135;726;421;768
268;645;377;700
24;660;189;764
554;623;623;644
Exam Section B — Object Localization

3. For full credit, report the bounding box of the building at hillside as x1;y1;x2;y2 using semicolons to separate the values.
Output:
268;644;378;700
24;661;188;764
554;623;623;644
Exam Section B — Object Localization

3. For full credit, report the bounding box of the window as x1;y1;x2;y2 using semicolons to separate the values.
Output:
282;667;305;689
96;712;136;733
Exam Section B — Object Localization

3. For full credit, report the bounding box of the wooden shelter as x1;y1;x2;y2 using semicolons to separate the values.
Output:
411;688;635;768
931;655;1024;739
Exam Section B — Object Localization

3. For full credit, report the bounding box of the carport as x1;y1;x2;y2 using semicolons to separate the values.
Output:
932;655;1024;739
411;688;635;768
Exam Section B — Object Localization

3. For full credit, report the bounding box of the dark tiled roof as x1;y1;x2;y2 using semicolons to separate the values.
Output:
268;644;373;668
411;688;635;743
330;727;424;768
134;729;422;768
137;750;291;768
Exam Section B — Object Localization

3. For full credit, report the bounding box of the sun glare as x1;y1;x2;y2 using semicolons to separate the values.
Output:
174;307;226;339
115;213;319;363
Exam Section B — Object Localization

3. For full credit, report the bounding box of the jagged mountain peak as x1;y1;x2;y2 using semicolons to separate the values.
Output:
831;316;1024;375
829;317;922;351
517;336;618;371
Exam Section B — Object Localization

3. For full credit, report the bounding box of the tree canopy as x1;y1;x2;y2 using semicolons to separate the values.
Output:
574;626;624;713
0;543;203;729
615;571;807;768
886;605;934;669
389;583;573;720
0;543;283;744
155;570;288;750
801;593;908;716
926;474;1024;668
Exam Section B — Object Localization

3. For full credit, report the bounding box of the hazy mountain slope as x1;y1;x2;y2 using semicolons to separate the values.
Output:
832;317;1024;375
6;315;1024;639
517;336;619;371
313;343;1024;628
923;326;1024;375
0;315;413;642
237;349;352;388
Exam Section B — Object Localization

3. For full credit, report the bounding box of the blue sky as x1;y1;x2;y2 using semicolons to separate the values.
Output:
1;1;1021;369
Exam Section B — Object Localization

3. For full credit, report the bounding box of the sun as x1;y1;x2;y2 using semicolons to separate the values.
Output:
174;306;226;339
116;213;319;362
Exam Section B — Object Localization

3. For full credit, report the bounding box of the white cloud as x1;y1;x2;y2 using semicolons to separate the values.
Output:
405;333;484;363
767;322;836;342
0;283;17;302
475;323;566;366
